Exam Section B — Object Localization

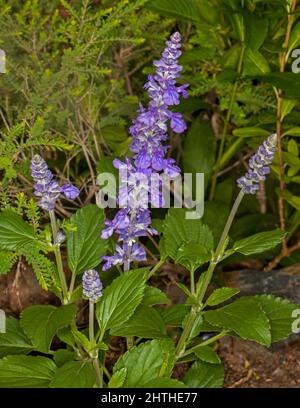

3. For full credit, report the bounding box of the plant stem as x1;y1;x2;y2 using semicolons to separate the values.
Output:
49;210;68;302
209;44;245;200
276;0;297;255
89;300;102;388
181;329;228;358
147;258;164;279
175;190;244;358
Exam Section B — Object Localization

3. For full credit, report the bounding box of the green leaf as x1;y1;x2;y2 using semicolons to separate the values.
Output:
232;229;285;256
108;368;127;388
244;12;268;51
183;118;215;192
20;304;77;353
194;346;221;364
66;204;107;274
282;127;300;137
113;339;175;388
175;243;211;271
206;287;240;307
142;286;170;306
254;72;300;98
147;0;203;23
243;48;270;75
232;127;270;138
183;360;224;388
253;295;298;343
50;361;95;388
163;208;214;270
53;349;75;367
0;317;32;357
159;305;189;327
204;297;271;346
143;378;187;388
0;211;36;250
110;305;167;339
0;355;56;387
96;269;146;331
288;21;300;54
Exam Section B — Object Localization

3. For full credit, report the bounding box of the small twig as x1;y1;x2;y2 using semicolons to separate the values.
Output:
264;241;300;271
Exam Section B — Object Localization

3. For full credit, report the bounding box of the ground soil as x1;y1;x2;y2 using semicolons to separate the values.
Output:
218;336;300;388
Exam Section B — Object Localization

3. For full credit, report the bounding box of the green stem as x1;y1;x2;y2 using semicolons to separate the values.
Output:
89;300;103;388
190;269;195;296
197;190;244;302
49;210;68;302
209;44;246;201
175;190;244;358
181;330;227;358
147;258;164;279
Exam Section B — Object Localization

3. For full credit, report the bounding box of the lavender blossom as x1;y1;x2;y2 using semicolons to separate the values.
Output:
61;183;80;199
30;154;79;211
82;269;103;302
100;32;188;270
237;133;277;194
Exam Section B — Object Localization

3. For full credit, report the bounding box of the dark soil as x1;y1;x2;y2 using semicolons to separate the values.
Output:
218;336;300;388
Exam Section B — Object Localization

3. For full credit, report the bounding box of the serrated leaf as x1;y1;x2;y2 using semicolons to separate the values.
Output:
0;250;17;275
163;208;214;270
96;269;146;331
110;305;167;338
253;295;298;343
0;317;32;357
143;378;187;388
0;355;56;387
0;211;36;250
204;297;271;346
206;287;240;306
108;368;127;388
232;229;285;256
142;286;170;306
159;305;189;327
50;361;95;388
66;204;107;274
194;346;221;364
183;360;224;388
113;339;175;388
20;304;77;353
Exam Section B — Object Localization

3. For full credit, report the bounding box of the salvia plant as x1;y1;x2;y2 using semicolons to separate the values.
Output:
0;31;298;389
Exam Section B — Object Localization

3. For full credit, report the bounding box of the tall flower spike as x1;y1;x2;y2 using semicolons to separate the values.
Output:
237;133;277;194
101;32;188;271
82;269;103;302
31;154;80;211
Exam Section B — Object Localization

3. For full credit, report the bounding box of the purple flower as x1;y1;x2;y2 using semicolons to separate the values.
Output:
61;183;80;199
101;32;188;271
82;269;103;302
30;154;79;211
30;155;61;211
237;133;277;194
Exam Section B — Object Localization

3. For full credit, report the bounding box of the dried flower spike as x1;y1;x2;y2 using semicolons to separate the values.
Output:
82;269;103;302
237;133;277;194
